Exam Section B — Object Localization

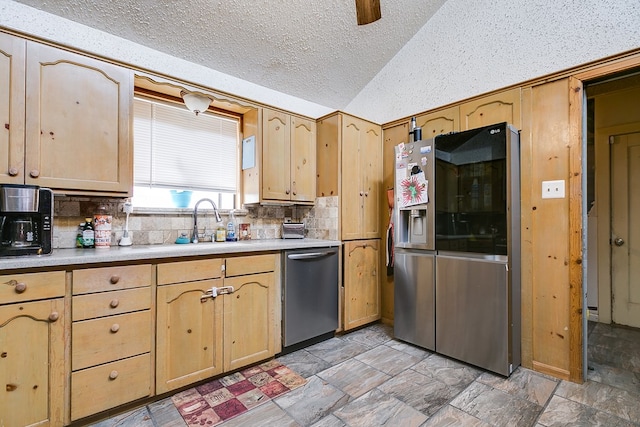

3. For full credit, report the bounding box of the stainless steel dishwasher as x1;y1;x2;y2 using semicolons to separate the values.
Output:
282;247;339;351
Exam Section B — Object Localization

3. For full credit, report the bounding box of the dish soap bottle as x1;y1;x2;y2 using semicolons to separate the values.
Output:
215;221;226;242
226;210;237;242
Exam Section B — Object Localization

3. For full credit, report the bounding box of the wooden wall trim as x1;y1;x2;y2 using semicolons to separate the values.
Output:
568;76;584;383
519;87;534;369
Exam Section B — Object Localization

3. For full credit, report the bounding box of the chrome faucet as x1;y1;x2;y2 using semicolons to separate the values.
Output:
192;198;222;243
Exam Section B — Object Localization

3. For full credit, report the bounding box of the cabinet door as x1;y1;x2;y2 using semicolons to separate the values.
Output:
156;279;223;394
343;240;381;330
460;88;521;130
0;33;25;185
223;272;275;371
24;42;133;194
0;298;65;427
341;116;364;240
262;108;291;200
290;116;316;202
416;105;460;139
360;121;381;238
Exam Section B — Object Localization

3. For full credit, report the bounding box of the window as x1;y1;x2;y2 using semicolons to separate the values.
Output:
132;95;239;209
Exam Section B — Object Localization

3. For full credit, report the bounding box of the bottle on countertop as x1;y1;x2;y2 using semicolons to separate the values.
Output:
76;222;85;248
226;210;237;242
215;221;226;242
82;218;95;248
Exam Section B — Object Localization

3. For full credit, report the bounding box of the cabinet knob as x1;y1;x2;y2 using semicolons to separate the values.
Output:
285;189;290;195
8;167;18;177
109;299;119;308
110;324;120;333
14;282;27;294
359;191;364;196
48;312;59;322
109;370;119;380
29;169;39;178
364;192;369;197
109;275;120;284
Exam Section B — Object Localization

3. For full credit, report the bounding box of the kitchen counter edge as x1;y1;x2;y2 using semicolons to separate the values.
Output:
0;239;342;270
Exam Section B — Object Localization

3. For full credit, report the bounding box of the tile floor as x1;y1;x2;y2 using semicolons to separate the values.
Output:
90;321;640;427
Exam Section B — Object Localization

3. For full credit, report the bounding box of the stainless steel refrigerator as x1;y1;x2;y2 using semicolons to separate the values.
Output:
434;122;521;376
393;137;436;350
393;122;521;377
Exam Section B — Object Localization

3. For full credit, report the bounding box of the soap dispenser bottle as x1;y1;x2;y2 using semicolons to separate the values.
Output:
226;210;237;241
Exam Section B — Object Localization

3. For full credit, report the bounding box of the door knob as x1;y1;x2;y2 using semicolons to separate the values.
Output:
614;237;625;246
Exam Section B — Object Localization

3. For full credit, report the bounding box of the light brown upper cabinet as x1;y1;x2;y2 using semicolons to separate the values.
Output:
416;105;460;140
0;32;133;195
317;112;382;240
341;114;382;240
243;107;316;205
0;32;26;185
460;88;521;131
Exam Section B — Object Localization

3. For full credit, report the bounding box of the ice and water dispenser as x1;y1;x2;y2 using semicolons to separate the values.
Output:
393;133;435;250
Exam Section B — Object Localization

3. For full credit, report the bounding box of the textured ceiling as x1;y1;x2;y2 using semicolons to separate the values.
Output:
13;0;447;110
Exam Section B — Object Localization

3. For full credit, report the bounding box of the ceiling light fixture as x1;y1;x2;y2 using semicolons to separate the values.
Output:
180;90;212;115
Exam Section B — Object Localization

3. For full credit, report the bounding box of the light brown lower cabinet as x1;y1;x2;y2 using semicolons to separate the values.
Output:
343;239;381;331
0;298;65;427
156;254;277;394
70;264;153;421
156;277;224;394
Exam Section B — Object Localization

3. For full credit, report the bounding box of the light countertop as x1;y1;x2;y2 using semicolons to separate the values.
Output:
0;239;342;270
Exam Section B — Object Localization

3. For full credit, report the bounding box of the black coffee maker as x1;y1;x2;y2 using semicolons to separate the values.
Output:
0;184;53;256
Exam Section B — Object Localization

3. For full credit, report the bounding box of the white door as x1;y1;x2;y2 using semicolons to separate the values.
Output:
611;131;640;328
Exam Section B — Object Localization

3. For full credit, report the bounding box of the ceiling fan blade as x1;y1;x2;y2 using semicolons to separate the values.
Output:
355;0;381;25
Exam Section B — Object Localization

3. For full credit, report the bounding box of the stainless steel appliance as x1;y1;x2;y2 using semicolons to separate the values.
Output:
393;136;436;350
434;122;520;376
0;184;53;256
282;247;339;351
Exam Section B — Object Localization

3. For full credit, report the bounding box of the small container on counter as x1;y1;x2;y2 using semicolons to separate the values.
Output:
82;218;95;248
94;207;112;248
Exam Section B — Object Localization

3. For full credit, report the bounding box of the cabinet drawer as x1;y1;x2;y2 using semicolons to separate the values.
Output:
157;258;223;285
72;310;151;370
73;264;152;295
0;271;65;304
73;287;151;321
71;353;151;421
225;254;276;277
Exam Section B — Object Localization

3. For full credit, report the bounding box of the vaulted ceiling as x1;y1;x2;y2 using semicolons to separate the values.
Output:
12;0;448;111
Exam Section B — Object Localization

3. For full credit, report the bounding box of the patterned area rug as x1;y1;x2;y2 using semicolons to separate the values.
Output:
171;360;307;426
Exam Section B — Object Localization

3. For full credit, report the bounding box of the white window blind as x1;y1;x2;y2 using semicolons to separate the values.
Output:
133;96;238;192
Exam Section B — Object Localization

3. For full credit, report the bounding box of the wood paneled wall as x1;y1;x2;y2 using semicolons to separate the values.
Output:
381;48;640;382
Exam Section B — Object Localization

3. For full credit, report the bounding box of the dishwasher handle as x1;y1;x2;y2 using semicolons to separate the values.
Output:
287;251;335;260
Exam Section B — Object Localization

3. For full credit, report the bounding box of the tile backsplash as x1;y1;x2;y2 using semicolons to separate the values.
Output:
53;196;339;248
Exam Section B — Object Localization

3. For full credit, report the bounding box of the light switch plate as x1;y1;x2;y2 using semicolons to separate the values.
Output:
542;180;565;199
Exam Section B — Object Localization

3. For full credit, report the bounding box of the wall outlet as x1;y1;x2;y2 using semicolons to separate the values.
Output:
541;180;565;199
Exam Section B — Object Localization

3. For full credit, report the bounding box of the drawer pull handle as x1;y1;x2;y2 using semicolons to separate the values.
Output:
109;370;119;380
29;169;39;178
13;281;27;294
109;299;119;308
109;275;120;284
48;312;59;322
8;167;18;177
110;324;120;333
